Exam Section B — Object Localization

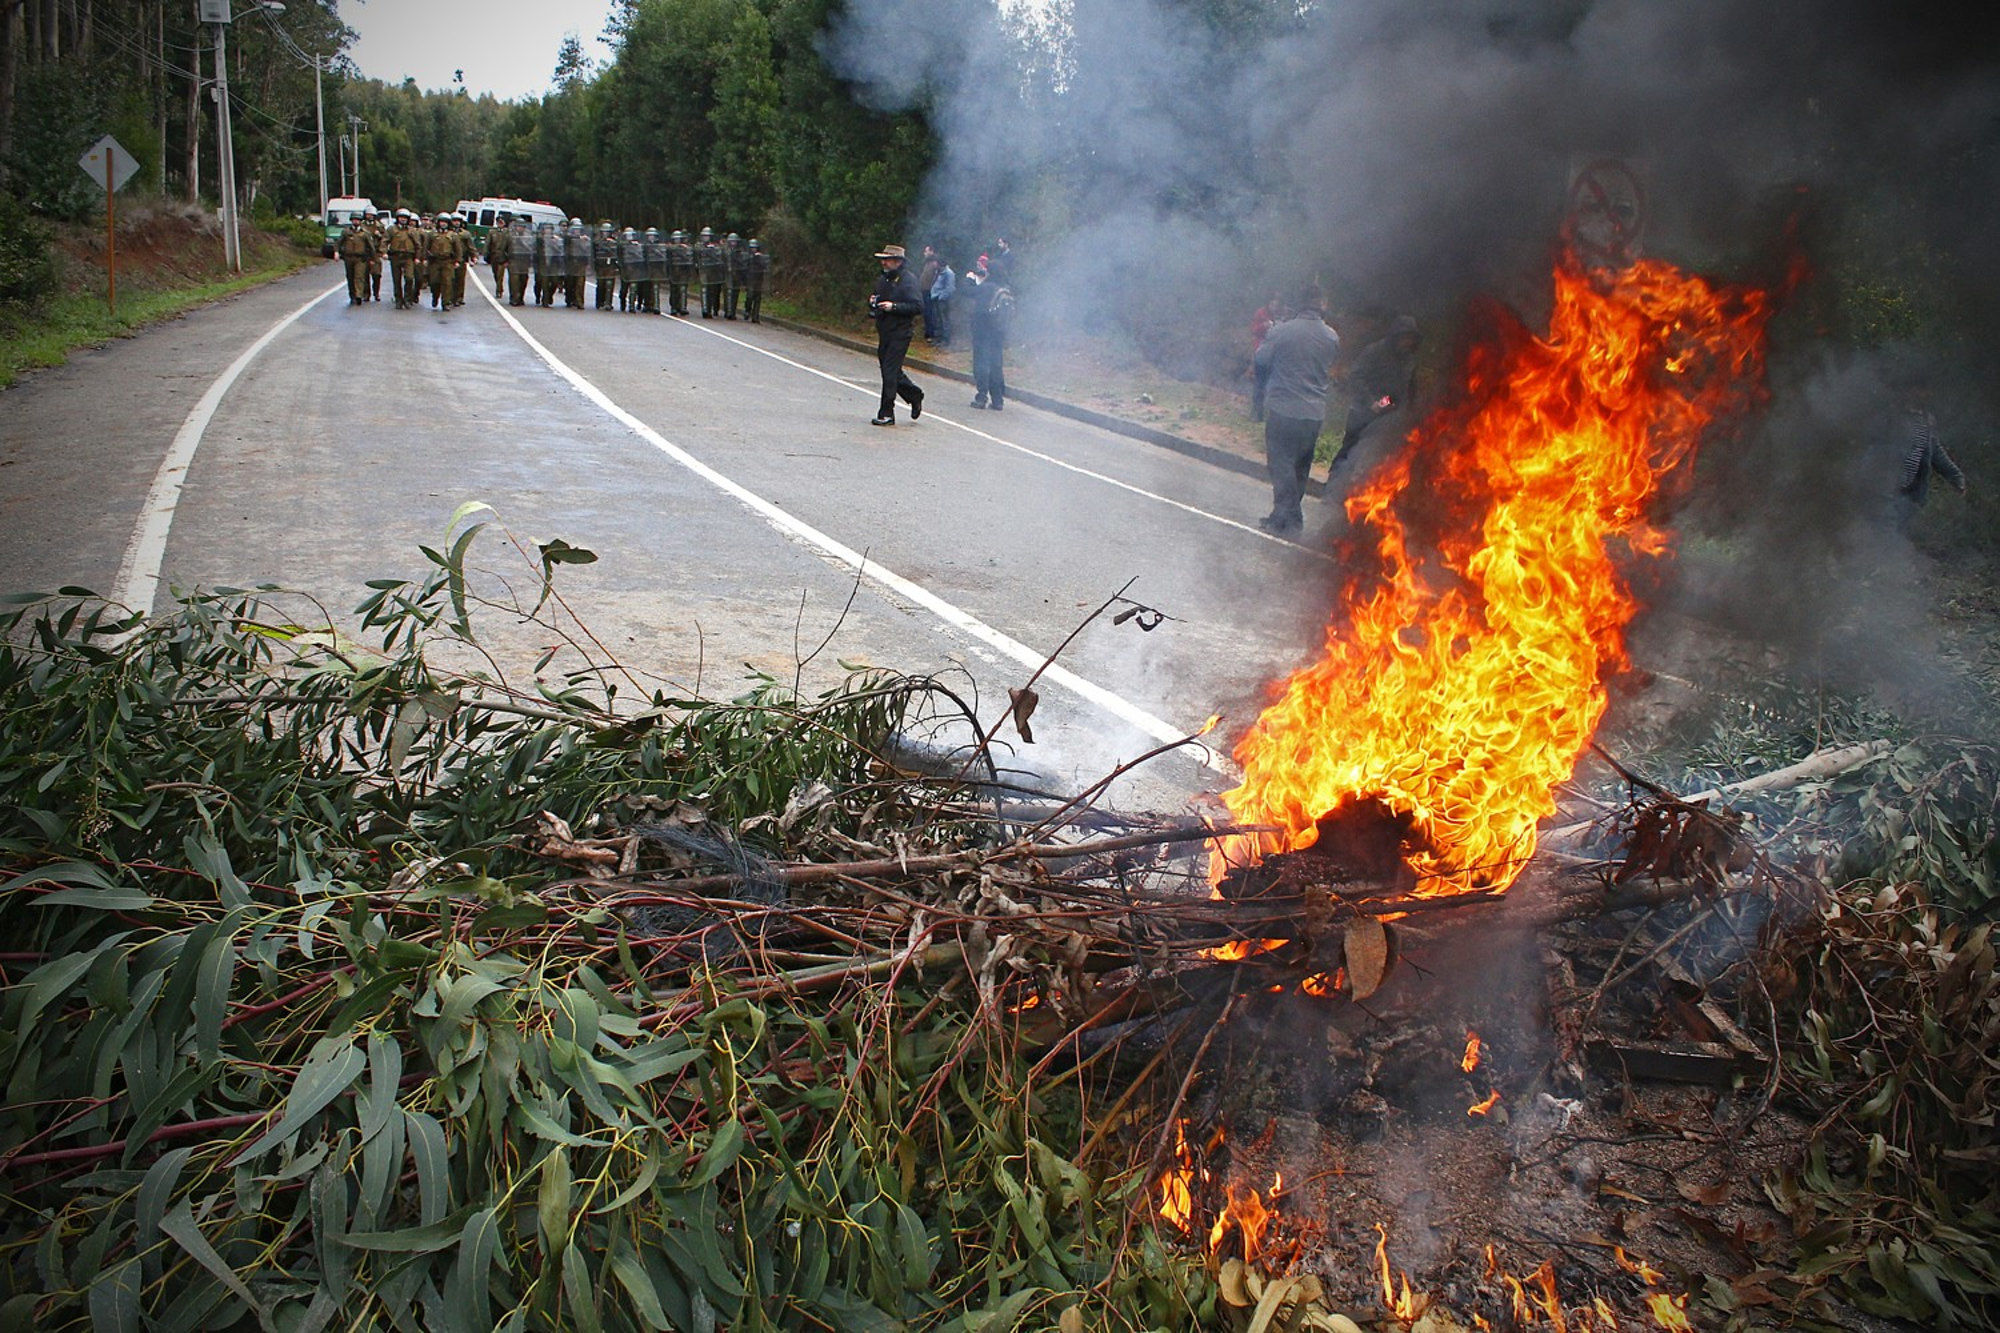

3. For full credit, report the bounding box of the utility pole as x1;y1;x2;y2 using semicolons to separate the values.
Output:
347;114;366;200
199;0;241;271
314;58;328;220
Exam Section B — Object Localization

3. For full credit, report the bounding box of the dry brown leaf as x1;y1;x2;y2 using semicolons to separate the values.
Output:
1304;1315;1366;1333
1246;1276;1303;1333
1676;1180;1731;1207
1059;1305;1085;1333
1219;1258;1254;1307
1008;686;1039;744
1345;916;1391;1000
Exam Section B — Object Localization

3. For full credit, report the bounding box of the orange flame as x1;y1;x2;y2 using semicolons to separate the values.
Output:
1156;1121;1197;1233
1468;1089;1502;1116
1218;255;1769;892
1207;1182;1274;1262
1614;1247;1666;1286
1462;1029;1483;1073
1301;973;1334;996
1374;1224;1426;1322
1645;1293;1693;1331
1525;1261;1567;1333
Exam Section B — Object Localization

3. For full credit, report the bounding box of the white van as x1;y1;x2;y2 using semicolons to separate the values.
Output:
457;197;570;251
321;196;377;256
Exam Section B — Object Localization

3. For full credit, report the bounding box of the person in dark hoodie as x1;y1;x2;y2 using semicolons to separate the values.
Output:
1331;314;1420;473
966;258;1013;410
867;244;925;426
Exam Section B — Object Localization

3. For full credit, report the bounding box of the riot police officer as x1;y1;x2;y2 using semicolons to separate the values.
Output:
563;218;589;308
536;222;562;307
744;238;770;324
724;232;744;319
593;223;619;309
486;215;513;297
618;227;644;311
507;218;535;306
667;230;693;316
642;227;670;314
697;227;726;318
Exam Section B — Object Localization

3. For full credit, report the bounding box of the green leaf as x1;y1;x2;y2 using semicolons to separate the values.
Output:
607;1243;671;1331
235;1039;365;1163
192;914;242;1066
895;1203;933;1287
537;1147;573;1254
183;833;249;909
342;1212;476;1254
548;1251;599;1333
86;1257;141;1333
159;1202;269;1324
17;946;107;1030
443;1207;501;1333
32;885;156;911
616;1040;703;1087
135;1147;194;1282
684;1118;745;1189
406;1110;451;1226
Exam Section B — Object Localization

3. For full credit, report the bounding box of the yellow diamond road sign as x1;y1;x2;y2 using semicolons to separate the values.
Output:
80;135;139;193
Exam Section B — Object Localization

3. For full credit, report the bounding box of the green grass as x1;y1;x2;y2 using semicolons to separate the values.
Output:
0;257;311;390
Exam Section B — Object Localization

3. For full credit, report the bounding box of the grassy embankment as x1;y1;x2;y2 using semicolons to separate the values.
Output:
0;199;317;390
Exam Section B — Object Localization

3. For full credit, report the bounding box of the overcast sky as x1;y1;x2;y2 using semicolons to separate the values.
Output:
339;0;619;102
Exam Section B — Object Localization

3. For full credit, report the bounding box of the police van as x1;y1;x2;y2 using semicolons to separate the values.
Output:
321;196;377;257
455;198;569;253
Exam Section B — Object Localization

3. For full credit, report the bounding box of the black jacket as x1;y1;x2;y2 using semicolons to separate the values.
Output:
871;266;923;338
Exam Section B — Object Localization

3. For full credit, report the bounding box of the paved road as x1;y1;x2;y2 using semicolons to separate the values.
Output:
0;262;1347;808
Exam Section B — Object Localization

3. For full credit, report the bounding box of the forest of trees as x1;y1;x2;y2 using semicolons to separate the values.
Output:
0;0;938;297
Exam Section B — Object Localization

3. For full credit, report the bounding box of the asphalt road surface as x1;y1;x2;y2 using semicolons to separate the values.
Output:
0;263;1348;810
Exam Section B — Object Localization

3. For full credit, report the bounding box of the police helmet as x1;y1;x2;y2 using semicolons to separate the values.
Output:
726;231;740;242
644;226;660;238
748;238;761;250
698;227;713;239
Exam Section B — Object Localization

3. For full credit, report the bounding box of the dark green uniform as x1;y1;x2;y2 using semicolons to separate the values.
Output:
487;220;512;296
338;224;375;304
386;221;421;308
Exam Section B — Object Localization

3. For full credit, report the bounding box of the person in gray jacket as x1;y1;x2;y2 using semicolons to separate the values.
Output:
1253;284;1342;536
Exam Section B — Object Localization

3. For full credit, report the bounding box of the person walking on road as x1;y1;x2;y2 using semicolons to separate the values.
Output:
967;261;1012;411
1253;284;1342;536
426;221;459;311
928;257;956;348
698;228;726;318
868;244;925;426
386;214;421;310
337;219;375;305
744;239;769;323
486;216;513;297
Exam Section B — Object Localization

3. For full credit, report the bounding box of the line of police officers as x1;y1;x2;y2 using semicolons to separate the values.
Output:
335;212;483;311
335;213;771;321
483;219;769;321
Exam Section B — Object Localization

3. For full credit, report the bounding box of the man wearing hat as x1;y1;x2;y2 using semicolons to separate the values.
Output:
867;244;925;426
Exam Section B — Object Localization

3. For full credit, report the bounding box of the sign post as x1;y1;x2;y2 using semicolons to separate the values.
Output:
78;135;140;316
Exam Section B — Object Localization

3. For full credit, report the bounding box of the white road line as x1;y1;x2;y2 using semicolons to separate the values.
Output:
478;278;1222;770
666;308;1335;562
114;282;346;616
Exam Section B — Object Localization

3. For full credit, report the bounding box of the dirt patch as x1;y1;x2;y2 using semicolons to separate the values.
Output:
50;198;309;298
